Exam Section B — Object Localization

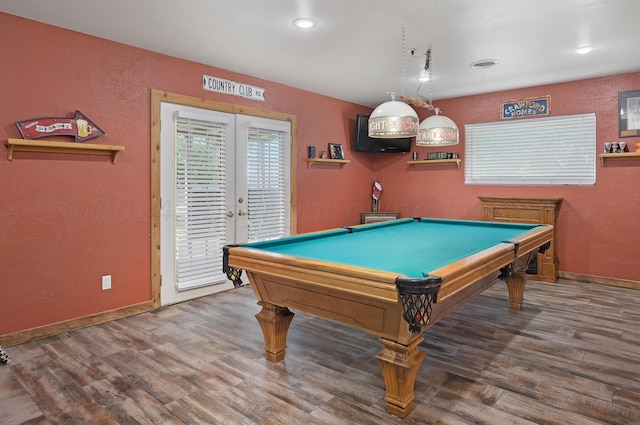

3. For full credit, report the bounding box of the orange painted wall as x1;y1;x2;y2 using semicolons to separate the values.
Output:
374;74;640;282
1;12;638;339
0;13;373;336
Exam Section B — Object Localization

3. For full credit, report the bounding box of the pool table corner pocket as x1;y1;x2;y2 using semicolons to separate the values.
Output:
395;275;442;333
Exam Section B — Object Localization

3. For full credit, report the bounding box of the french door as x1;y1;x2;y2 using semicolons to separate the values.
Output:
159;102;291;305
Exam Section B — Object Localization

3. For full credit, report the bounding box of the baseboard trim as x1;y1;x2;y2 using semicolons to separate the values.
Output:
3;272;637;347
559;271;640;290
0;300;154;347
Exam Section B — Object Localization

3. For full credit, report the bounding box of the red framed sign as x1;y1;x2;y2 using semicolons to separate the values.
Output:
16;110;105;142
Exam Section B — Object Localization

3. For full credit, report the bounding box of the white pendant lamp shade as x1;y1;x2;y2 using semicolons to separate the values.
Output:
368;95;419;138
416;108;459;146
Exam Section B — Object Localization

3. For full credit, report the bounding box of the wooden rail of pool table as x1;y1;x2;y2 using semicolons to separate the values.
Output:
225;224;553;418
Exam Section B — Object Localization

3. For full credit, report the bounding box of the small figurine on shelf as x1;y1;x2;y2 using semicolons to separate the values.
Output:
604;142;628;153
320;151;327;159
372;180;382;212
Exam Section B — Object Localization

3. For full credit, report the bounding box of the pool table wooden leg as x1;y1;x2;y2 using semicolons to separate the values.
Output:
505;253;532;309
255;301;294;362
375;336;425;418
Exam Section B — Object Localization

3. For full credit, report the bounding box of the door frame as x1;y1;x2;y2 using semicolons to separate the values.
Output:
150;89;298;308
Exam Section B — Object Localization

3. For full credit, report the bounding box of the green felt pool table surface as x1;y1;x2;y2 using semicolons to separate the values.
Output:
242;217;545;278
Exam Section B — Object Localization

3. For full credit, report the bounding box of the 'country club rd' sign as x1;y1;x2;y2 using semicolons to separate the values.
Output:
203;75;265;102
501;96;550;119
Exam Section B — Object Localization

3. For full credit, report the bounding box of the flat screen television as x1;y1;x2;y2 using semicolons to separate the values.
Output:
354;114;412;153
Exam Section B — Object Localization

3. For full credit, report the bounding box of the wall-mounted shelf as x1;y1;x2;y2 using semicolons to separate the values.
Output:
307;158;350;169
5;138;124;163
407;159;461;170
599;152;640;166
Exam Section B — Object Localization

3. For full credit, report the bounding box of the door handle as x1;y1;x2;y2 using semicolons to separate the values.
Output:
227;211;234;217
238;210;247;216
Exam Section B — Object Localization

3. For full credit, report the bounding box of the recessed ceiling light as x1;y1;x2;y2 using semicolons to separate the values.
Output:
575;45;596;55
470;59;500;69
293;18;316;29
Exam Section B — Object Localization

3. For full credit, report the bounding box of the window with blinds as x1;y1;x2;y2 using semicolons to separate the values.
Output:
246;125;289;241
465;113;596;185
174;116;228;290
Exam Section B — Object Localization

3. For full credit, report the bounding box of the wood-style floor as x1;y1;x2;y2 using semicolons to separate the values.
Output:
1;278;639;424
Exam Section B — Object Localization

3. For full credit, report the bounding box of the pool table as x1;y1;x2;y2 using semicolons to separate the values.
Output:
223;217;552;418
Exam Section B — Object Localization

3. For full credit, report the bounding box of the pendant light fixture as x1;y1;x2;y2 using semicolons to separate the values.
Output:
417;107;459;146
416;46;459;146
369;24;419;139
369;93;419;138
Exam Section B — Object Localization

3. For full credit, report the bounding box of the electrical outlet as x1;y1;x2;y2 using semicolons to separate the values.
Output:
102;275;112;290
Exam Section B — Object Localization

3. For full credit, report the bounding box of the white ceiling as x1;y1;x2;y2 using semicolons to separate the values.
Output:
2;0;640;108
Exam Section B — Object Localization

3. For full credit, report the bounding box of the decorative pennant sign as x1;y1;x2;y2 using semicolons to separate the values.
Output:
202;74;266;102
16;110;105;142
501;96;550;119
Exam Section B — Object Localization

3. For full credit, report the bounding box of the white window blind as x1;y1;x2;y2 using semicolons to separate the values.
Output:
246;124;289;241
174;114;228;290
465;113;596;185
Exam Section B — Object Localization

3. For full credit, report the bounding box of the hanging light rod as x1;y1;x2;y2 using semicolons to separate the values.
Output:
369;24;419;138
409;42;459;146
400;95;435;110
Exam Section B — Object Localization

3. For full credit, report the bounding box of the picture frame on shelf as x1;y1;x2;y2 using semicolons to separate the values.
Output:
618;90;640;138
329;143;344;159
